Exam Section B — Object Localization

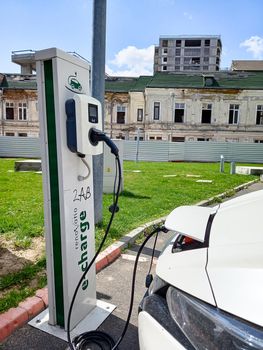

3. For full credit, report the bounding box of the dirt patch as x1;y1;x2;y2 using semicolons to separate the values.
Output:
0;236;45;277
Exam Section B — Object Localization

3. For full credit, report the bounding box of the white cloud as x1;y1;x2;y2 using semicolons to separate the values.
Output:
240;36;263;59
106;45;154;77
183;12;193;20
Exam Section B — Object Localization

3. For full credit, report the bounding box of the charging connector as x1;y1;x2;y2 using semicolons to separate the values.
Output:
89;128;119;157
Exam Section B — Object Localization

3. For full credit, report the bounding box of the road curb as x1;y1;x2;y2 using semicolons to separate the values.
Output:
0;178;259;343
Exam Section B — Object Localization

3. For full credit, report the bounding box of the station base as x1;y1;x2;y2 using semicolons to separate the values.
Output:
29;300;116;341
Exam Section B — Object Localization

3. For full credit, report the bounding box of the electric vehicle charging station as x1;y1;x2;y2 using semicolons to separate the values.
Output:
29;48;115;340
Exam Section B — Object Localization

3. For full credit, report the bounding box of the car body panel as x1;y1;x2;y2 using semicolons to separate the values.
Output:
157;244;216;305
165;205;216;242
207;189;263;326
138;311;186;350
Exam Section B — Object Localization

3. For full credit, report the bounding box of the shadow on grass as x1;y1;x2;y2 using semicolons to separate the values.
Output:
120;190;151;200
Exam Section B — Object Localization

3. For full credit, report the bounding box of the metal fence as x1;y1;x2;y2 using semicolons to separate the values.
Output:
1;136;263;163
0;136;40;158
124;140;263;163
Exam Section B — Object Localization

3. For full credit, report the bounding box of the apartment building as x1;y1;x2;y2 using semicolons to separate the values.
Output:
154;35;222;73
104;71;263;143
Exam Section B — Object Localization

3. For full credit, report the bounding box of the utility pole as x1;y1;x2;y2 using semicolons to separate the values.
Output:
92;0;107;223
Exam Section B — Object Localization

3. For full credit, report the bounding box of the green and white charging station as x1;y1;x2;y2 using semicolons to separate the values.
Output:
29;48;115;340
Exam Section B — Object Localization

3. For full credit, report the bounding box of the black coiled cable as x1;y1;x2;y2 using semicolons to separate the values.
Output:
67;154;166;350
67;155;122;350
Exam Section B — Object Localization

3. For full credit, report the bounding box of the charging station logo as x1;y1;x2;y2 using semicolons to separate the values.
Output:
66;74;83;93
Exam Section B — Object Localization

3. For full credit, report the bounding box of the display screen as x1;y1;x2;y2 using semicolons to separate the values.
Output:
88;103;98;123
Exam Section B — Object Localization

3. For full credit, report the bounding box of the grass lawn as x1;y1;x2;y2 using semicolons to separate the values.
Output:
0;158;259;312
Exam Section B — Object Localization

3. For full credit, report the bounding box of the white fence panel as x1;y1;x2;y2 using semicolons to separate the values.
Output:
1;137;263;163
0;136;40;158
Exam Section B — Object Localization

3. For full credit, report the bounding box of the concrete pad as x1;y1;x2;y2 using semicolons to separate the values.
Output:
196;180;213;183
15;160;41;172
186;174;201;178
236;166;263;175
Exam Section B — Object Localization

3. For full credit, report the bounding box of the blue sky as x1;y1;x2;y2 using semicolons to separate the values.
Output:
1;0;263;75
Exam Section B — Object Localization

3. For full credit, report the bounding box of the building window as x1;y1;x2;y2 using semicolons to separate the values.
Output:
174;103;185;123
197;138;211;141
18;133;27;137
184;48;201;56
254;139;263;143
162;57;167;63
229;104;239;124
176;40;181;47
5;102;14;120
162;40;168;47
204;39;210;46
149;136;155;140
156;136;162;140
162;65;167;71
192;57;200;65
175;48;181;56
137;108;143;122
172;137;185;142
204;48;210;55
185;40;201;47
5;132;15;136
256;105;263;125
175;57;180;64
201;103;212;123
117;105;125;124
175;66;180;70
18;103;27;121
203;56;209;63
134;136;144;141
203;66;209;71
153;102;160;120
162;48;168;55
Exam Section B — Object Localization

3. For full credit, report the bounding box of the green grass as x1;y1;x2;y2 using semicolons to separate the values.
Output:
0;158;260;312
0;160;44;244
0;159;259;248
96;161;258;248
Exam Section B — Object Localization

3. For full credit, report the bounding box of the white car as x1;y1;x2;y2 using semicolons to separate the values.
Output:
138;190;263;349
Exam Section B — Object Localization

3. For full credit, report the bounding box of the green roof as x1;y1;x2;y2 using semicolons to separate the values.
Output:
0;74;37;90
105;75;153;92
148;71;263;90
105;71;263;92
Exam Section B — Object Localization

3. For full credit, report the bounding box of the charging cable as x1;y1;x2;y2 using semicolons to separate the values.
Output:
111;225;166;350
67;131;121;349
67;129;168;349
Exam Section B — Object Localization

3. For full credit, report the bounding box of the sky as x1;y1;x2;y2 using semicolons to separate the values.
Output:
1;0;263;76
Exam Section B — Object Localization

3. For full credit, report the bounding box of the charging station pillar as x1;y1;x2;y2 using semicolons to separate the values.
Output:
33;48;114;337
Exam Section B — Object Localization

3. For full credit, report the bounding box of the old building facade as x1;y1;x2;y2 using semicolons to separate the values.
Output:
0;74;39;137
104;71;263;143
1;70;263;144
